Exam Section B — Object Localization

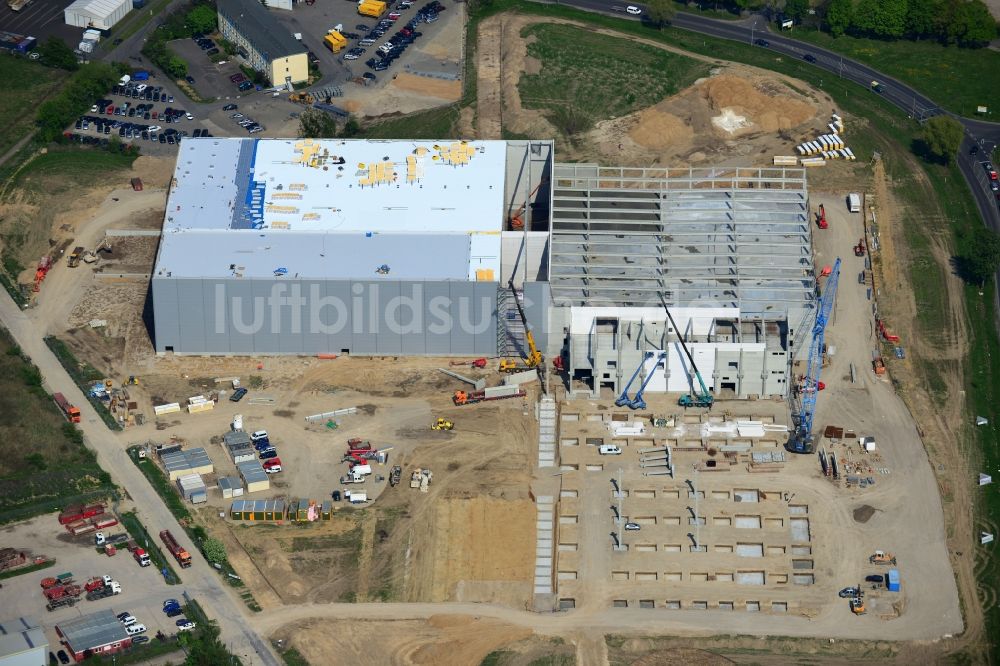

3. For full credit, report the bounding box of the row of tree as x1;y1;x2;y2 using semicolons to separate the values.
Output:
825;0;996;46
35;62;123;142
141;3;217;79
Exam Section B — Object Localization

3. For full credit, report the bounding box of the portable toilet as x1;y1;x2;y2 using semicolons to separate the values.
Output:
887;569;900;592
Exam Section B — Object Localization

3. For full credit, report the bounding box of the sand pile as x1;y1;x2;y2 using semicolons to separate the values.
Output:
627;107;694;151
711;108;752;134
701;74;814;133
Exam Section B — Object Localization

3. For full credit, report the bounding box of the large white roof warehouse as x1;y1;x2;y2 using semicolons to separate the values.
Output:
157;138;507;281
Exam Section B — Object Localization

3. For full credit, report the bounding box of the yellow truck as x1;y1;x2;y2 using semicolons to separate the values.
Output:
323;29;347;53
358;0;386;17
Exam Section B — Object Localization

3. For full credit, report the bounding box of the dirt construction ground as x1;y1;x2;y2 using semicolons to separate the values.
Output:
9;12;988;665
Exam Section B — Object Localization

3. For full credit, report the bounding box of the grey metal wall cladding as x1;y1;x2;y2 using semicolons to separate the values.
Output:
522;281;550;353
153;278;500;355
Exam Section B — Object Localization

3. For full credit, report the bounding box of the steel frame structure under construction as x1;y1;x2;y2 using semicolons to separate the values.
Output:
546;164;816;323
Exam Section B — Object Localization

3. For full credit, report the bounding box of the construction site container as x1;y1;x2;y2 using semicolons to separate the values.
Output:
176;473;207;500
154;402;181;416
887;569;900;592
357;0;385;16
324;29;346;52
230;499;285;521
190;491;207;504
224;431;256;464
161;447;214;480
772;156;798;166
217;476;244;498
321;501;332;520
237;460;270;493
848;193;862;212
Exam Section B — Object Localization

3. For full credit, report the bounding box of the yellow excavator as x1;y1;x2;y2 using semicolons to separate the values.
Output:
499;278;543;374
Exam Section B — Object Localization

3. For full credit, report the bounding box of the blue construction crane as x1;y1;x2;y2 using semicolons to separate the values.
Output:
628;353;666;410
787;257;841;454
615;353;652;408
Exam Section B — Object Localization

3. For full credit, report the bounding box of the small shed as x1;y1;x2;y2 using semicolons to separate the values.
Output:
237;460;270;493
161;447;214;480
217;476;244;499
176;473;206;501
887;569;900;592
224;431;256;464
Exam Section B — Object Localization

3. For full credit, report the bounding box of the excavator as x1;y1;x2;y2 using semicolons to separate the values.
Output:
499;278;544;374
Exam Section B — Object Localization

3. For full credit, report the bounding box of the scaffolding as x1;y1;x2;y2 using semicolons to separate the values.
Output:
547;165;815;321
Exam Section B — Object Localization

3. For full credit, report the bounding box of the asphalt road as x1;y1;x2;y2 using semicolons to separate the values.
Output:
0;293;280;666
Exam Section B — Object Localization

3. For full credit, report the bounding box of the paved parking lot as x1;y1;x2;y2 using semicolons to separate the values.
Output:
0;511;192;656
170;38;259;101
2;0;83;46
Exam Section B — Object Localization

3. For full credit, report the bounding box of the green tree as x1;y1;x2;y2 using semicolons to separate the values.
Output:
645;0;677;27
947;0;996;45
38;37;79;71
961;228;1000;284
298;109;339;138
906;0;945;37
341;115;362;138
202;538;227;564
183;622;239;666
784;0;809;20
853;0;907;37
916;115;963;163
186;4;217;35
167;56;188;78
825;0;854;36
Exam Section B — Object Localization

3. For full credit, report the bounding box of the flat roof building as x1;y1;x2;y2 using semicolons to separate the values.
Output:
216;0;307;86
56;610;130;662
0;616;47;666
64;0;132;30
161;447;214;480
152;138;552;357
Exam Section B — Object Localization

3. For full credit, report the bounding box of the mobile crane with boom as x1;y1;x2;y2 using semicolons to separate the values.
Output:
787;258;841;454
498;278;544;375
660;295;714;408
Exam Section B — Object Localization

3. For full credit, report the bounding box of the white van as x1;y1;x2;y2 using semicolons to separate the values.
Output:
125;623;146;636
598;444;623;455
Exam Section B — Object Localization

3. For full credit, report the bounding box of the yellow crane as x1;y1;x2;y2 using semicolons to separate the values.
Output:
499;278;543;373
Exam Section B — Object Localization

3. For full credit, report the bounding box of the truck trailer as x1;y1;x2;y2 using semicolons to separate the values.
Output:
58;503;104;525
53;393;82;423
453;386;525;405
159;530;192;568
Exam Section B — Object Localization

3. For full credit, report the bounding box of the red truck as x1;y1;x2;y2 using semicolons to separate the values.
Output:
159;530;191;568
125;540;151;567
58;503;105;525
53;392;81;423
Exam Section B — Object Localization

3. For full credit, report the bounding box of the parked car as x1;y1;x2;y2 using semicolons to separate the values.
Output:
163;598;179;609
176;619;196;631
625;5;641;14
230;387;248;401
185;76;195;84
117;613;136;625
223;103;238;110
332;490;342;501
624;522;641;531
57;651;70;665
125;624;147;636
250;430;269;442
838;586;860;598
166;607;183;618
259;449;278;460
133;636;150;645
865;574;884;583
264;464;282;474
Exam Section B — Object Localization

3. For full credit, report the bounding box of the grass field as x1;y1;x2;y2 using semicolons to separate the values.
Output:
518;23;708;136
364;105;462;139
0;57;69;157
9;146;138;193
791;30;1000;118
0;327;115;524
